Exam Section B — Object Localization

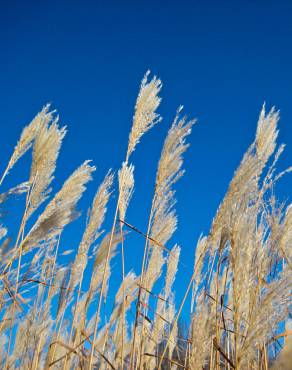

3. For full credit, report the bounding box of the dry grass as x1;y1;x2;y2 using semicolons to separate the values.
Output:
0;73;291;369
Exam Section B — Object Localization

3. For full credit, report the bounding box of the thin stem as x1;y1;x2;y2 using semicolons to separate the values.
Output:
33;236;61;370
88;202;120;369
63;272;84;370
5;181;32;367
119;221;126;370
157;252;204;370
0;166;9;187
129;202;154;369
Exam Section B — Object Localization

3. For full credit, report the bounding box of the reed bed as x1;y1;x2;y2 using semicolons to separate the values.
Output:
0;72;291;369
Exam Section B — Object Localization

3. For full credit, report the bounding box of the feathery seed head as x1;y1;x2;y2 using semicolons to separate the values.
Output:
126;71;162;160
4;104;52;179
118;162;135;220
22;160;95;252
27;115;66;217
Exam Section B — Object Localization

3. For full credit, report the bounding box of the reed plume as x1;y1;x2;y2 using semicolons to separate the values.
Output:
27;114;66;217
70;171;113;290
0;105;52;185
21;160;95;253
126;71;162;161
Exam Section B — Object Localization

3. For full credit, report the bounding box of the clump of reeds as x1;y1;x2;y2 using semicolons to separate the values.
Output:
0;73;291;370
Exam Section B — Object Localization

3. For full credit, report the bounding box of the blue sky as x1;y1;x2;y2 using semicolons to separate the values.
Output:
1;1;292;317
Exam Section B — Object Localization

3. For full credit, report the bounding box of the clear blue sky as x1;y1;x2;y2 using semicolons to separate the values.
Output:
1;1;292;316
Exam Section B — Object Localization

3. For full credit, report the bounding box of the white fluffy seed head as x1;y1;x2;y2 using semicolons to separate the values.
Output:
70;171;114;289
5;105;52;177
28;116;66;217
118;162;135;220
22;160;95;252
164;244;180;300
126;71;162;160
